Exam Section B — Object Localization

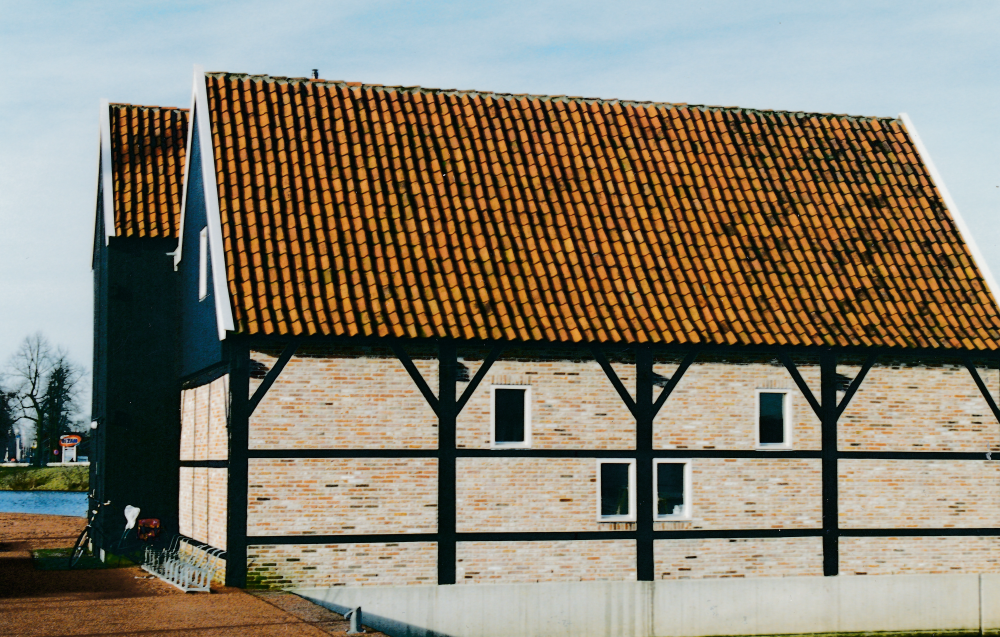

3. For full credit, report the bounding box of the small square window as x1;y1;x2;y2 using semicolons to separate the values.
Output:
757;390;791;448
596;459;636;522
198;227;209;301
491;386;531;448
654;459;691;520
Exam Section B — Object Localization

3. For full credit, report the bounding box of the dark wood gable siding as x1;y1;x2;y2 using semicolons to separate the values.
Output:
179;111;226;380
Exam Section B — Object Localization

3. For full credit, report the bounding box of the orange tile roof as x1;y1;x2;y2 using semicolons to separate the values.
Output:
109;103;188;238
203;72;1000;350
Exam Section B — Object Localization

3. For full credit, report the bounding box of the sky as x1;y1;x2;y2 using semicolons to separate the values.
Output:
1;0;998;414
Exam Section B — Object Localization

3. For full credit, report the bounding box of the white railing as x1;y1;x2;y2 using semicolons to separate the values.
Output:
141;535;222;593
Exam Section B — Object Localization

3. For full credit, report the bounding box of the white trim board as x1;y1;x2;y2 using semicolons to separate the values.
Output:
99;99;115;245
191;64;235;340
172;67;200;270
900;112;1000;308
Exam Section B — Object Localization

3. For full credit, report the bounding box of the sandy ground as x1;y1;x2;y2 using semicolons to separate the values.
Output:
0;513;385;636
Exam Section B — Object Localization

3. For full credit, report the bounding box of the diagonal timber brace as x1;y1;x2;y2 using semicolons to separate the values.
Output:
590;346;637;418
651;350;699;419
778;351;878;421
391;343;441;417
248;340;300;417
962;356;1000;425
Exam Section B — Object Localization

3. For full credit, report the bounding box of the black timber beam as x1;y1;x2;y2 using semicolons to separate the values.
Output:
226;342;250;588
390;340;504;585
437;340;458;585
820;351;838;576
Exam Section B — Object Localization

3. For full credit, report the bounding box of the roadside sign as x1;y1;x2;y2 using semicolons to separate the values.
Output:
59;434;82;447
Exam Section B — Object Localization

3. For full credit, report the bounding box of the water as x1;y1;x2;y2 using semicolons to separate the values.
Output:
0;491;87;517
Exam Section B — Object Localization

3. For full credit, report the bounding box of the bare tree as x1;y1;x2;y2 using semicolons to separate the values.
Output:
0;390;16;461
4;333;83;466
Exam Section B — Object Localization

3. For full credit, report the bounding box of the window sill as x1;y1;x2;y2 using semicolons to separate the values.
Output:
757;444;792;451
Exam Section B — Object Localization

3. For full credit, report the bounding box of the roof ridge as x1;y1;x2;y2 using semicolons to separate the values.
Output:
109;102;189;112
204;70;897;123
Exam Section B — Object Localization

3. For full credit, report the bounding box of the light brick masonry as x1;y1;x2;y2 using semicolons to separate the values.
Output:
654;538;823;579
457;540;636;583
178;346;1000;587
247;543;437;588
179;375;229;551
248;458;437;536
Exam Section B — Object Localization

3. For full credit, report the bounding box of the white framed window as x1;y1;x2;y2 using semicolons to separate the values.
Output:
654;459;692;520
198;227;209;301
596;459;636;522
490;385;532;448
756;389;792;448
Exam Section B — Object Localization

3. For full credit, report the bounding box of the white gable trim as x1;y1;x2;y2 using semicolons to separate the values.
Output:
172;70;200;270
900;112;1000;308
194;65;236;340
99;99;115;244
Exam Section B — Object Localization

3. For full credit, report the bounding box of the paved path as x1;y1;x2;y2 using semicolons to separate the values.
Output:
0;513;385;636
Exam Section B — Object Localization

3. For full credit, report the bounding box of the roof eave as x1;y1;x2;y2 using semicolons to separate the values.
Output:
899;112;1000;311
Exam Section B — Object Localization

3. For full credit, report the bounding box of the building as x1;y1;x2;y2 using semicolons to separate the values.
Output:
92;67;1000;628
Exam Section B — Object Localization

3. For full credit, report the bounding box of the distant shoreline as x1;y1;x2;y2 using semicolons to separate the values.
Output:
0;466;89;492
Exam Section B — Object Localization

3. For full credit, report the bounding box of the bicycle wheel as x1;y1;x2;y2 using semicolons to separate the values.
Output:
69;528;90;568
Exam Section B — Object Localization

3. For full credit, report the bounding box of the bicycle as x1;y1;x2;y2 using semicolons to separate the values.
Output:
69;492;147;568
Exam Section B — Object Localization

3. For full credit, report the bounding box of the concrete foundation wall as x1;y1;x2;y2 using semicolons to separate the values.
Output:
297;574;995;637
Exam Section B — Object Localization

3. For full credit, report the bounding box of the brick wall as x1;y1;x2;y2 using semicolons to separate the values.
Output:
179;375;228;461
456;540;636;583
654;538;823;579
249;345;437;450
839;362;1000;451
456;347;635;449
247;543;437;588
178;466;227;550
247;458;437;536
178;376;229;551
234;346;1000;587
456;457;820;533
839;459;1000;528
655;354;822;450
840;536;1000;575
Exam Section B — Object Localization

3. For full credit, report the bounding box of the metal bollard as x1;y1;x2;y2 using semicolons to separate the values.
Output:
345;606;365;634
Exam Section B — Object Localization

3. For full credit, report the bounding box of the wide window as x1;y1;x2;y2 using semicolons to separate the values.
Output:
491;386;531;448
654;459;691;520
757;390;791;447
596;459;636;522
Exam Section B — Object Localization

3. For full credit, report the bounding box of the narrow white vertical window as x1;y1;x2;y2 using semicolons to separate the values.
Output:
198;227;208;300
596;459;636;522
490;385;532;448
756;389;792;448
654;459;692;520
